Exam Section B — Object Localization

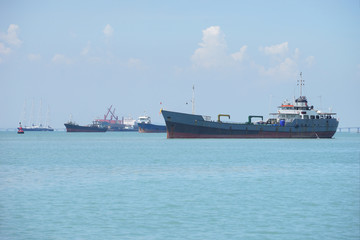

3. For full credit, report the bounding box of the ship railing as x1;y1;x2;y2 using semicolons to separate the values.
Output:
338;127;360;133
208;120;269;125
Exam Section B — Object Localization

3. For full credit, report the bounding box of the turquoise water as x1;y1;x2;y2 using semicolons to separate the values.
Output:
1;132;359;240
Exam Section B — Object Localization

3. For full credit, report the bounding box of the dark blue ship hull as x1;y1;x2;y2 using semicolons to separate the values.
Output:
138;122;166;133
161;110;338;139
64;123;107;132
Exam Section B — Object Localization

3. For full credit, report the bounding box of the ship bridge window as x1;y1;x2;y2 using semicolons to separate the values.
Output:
310;115;315;119
303;115;309;119
280;114;297;120
316;115;319;119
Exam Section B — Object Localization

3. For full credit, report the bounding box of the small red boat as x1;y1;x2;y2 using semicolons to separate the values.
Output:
17;122;24;134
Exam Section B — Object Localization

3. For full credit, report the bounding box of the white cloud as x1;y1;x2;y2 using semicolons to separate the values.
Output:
28;54;41;61
305;56;315;67
231;45;248;62
81;41;91;55
0;24;22;46
128;58;141;66
258;57;298;79
0;42;11;55
127;58;147;70
190;27;313;81
191;26;230;68
256;43;314;80
52;54;73;64
103;24;114;37
294;48;300;60
0;24;22;63
260;42;288;56
199;26;225;48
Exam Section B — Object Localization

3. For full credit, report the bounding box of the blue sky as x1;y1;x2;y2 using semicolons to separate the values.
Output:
1;0;359;129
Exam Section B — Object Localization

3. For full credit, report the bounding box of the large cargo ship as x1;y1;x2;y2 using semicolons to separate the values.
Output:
138;116;166;133
94;105;138;131
64;122;107;132
161;74;339;139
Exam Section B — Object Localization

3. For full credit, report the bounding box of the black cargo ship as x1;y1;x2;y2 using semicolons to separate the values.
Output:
64;122;107;132
161;73;339;139
137;116;166;133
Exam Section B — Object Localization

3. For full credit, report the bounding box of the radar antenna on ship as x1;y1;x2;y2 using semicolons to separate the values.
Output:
68;113;74;124
297;72;305;96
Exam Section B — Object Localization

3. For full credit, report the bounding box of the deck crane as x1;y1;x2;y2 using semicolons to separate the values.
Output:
109;108;119;121
104;105;113;120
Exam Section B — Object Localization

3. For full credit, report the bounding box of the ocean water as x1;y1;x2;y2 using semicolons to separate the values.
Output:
0;131;359;240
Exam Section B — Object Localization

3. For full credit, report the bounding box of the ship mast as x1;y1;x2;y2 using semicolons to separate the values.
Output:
45;105;50;127
21;101;27;127
297;72;305;96
192;85;195;114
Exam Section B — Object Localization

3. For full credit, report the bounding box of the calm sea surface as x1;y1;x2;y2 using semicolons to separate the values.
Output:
0;131;359;240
